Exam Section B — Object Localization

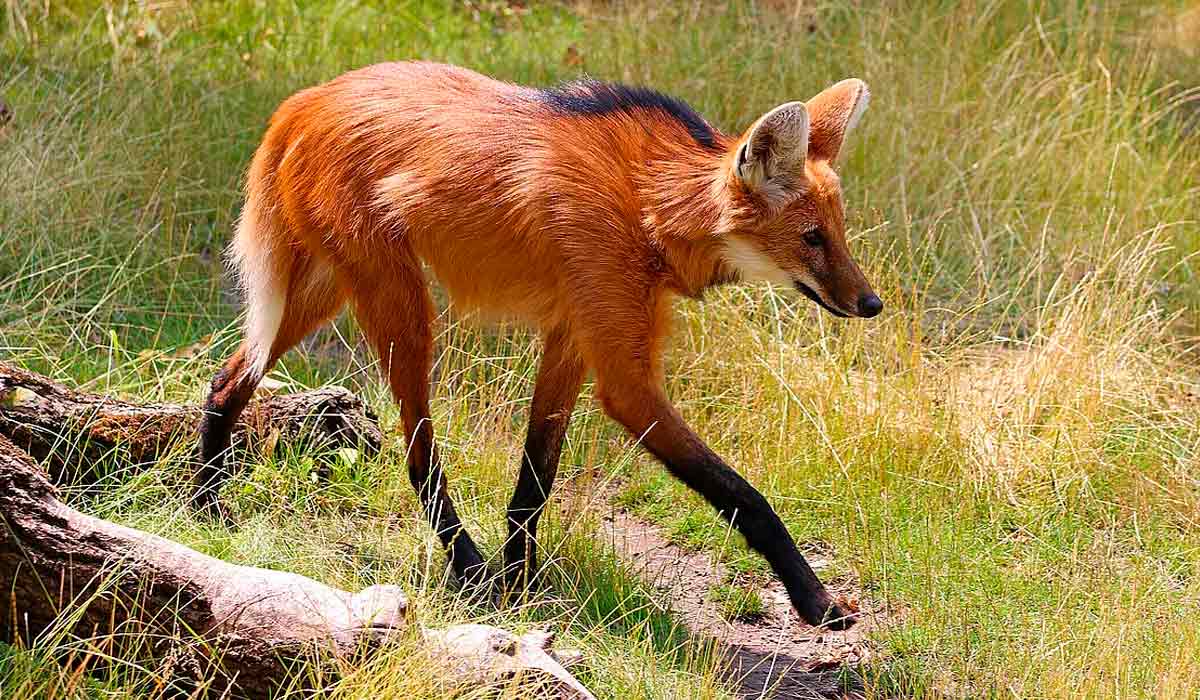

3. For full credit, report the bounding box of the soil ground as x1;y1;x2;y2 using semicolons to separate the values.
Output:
563;478;885;700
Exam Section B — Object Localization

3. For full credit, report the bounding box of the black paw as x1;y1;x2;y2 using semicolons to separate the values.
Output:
452;552;497;599
817;602;856;630
497;560;545;604
795;593;857;630
191;486;233;526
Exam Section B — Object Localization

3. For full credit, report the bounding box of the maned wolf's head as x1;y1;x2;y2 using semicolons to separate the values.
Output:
722;79;881;319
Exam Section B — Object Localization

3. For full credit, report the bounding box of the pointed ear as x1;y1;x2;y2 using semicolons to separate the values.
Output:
734;101;809;190
805;78;869;162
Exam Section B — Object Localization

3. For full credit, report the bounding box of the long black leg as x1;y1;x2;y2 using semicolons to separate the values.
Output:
503;326;585;590
406;416;488;584
351;270;487;587
195;347;259;518
600;384;851;629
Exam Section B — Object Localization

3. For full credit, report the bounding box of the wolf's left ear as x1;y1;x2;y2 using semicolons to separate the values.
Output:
734;101;809;191
805;78;869;162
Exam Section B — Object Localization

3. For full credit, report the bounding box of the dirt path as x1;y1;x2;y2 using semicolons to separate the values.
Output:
565;480;881;700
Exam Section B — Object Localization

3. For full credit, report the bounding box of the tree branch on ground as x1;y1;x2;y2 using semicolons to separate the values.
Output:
0;360;382;483
0;364;593;699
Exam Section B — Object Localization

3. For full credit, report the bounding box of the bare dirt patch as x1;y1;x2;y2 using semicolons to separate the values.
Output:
563;480;885;700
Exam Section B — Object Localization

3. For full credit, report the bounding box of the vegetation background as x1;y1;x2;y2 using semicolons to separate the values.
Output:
2;0;1198;697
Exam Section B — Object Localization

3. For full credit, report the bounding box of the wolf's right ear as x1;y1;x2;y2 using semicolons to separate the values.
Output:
734;101;810;191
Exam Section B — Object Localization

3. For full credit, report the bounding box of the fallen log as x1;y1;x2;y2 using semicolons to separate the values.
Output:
0;360;382;483
0;365;595;699
0;430;408;697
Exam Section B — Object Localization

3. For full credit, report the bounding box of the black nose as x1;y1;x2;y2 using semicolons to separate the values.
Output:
857;294;883;318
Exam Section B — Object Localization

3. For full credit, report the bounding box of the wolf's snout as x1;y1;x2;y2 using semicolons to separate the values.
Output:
857;294;883;318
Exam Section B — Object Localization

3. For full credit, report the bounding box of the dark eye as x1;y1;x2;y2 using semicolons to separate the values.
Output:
803;227;824;247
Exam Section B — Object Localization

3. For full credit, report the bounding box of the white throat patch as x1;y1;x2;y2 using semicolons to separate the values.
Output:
722;236;792;286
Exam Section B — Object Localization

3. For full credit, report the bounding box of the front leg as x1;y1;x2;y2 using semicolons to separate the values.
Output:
601;382;851;628
503;325;586;591
575;286;851;630
562;255;849;627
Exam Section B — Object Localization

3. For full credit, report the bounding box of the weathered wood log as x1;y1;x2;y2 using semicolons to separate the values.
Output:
0;431;407;697
423;625;594;699
0;360;382;483
0;365;596;699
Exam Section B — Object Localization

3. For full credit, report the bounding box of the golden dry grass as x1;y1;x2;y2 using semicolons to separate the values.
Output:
2;1;1199;698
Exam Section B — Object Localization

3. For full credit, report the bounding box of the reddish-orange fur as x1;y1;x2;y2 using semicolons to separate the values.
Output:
198;61;879;628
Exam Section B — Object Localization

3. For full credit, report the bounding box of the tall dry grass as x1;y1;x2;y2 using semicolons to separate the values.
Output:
2;1;1198;697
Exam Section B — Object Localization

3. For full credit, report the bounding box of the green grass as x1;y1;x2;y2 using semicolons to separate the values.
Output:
710;583;767;623
3;1;1199;698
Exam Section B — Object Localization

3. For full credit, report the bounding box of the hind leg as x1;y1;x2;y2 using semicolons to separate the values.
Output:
195;254;344;517
195;345;258;517
502;323;586;591
350;261;487;586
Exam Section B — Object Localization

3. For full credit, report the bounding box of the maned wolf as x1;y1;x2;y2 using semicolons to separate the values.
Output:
197;62;881;629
